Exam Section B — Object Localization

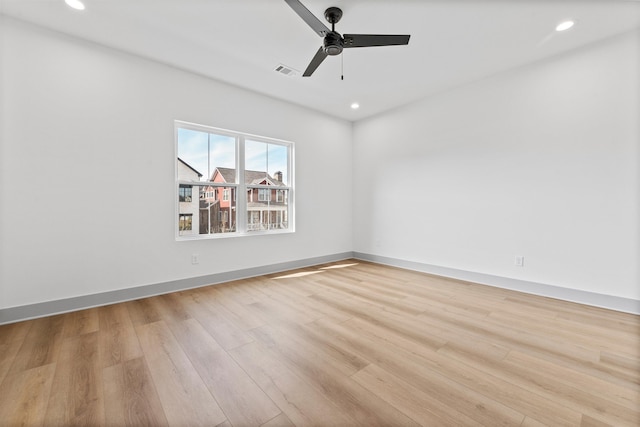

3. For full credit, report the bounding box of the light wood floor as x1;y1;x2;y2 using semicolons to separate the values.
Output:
1;260;638;426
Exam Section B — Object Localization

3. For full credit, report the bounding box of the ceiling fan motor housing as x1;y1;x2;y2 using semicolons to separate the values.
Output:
324;31;344;55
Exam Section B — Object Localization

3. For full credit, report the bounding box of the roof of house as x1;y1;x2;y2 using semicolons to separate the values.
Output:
178;157;203;177
213;167;285;186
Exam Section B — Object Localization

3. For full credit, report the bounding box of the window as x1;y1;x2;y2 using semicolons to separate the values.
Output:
258;189;270;202
203;189;215;200
176;121;294;239
179;185;192;202
245;139;291;231
179;214;193;233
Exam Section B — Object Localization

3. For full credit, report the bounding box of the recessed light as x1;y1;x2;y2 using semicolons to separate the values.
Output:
350;103;360;110
556;20;574;32
65;0;85;10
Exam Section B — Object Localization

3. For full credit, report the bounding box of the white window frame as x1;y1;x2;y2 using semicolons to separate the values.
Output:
175;121;294;240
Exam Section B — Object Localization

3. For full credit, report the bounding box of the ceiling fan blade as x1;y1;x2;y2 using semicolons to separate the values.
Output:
284;0;331;37
303;46;328;77
343;34;411;48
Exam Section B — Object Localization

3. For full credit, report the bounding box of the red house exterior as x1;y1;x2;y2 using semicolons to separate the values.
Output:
199;167;288;233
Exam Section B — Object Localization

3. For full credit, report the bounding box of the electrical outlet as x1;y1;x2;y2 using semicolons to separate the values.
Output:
514;255;524;267
191;254;199;265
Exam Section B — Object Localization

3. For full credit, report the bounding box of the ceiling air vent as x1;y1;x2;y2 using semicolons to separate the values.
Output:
275;64;298;77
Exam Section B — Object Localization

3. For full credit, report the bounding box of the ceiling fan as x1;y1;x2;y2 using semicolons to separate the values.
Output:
284;0;411;77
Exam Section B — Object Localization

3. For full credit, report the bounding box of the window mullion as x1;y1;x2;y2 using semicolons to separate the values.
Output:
288;143;295;232
237;135;246;234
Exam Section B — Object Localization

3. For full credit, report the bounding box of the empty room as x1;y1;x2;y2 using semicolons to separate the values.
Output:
0;0;639;426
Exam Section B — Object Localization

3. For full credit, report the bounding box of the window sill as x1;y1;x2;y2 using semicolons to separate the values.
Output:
176;228;295;241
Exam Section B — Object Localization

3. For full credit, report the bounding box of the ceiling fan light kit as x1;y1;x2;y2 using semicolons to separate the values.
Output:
284;0;411;77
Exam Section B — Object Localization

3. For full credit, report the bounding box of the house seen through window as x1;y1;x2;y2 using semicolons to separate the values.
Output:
176;121;293;239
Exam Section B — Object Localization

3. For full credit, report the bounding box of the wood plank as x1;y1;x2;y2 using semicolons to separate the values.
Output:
343;316;584;426
202;286;267;331
502;351;640;426
418;302;602;365
7;315;65;375
521;416;550;427
256;280;353;324
181;291;254;350
125;298;163;327
600;350;640;382
311;317;527;426
102;363;126;427
229;341;358;426
253;321;369;377
351;363;483;426
488;309;638;354
103;357;169;426
0;319;32;344
260;412;295;427
309;290;448;351
135;321;226;426
0;364;56;426
62;307;99;338
507;295;639;332
249;325;424;427
241;282;319;325
44;332;105;426
98;303;143;368
437;343;633;426
169;318;281;427
509;350;639;408
0;340;22;386
148;292;193;323
314;276;425;316
580;413;619;427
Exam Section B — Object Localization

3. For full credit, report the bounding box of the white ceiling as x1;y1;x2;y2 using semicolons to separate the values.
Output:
2;0;639;121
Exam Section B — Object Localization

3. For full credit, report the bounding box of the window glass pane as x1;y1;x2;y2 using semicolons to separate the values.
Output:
177;128;208;181
178;214;193;233
178;185;193;202
179;184;236;236
198;185;237;234
245;140;268;183
178;183;198;236
246;188;288;232
209;134;236;183
268;143;289;185
177;128;235;182
245;140;289;186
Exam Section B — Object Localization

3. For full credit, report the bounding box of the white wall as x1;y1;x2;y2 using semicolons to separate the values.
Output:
1;16;637;313
353;30;639;300
0;17;353;309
